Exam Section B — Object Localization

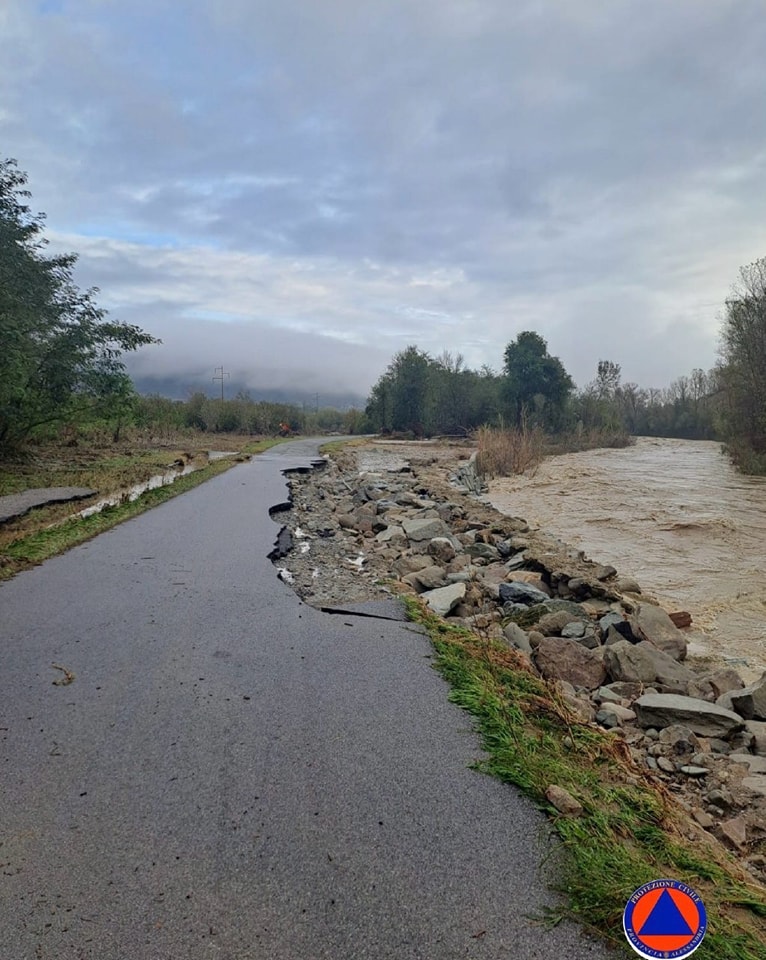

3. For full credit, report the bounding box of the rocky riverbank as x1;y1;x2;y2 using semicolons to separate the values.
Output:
271;439;766;880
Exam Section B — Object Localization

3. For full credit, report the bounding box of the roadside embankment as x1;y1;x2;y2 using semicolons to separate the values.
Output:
271;438;766;954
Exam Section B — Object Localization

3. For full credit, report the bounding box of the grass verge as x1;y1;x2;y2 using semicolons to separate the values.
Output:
405;598;766;958
0;437;288;582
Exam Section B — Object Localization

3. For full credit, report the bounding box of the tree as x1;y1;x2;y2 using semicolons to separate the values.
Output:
593;360;621;400
718;258;766;462
0;158;159;455
366;346;432;435
502;331;574;429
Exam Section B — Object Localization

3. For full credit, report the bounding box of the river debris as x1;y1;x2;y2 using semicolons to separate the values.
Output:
270;439;766;881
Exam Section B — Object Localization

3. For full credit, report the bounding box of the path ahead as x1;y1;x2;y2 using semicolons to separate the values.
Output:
0;440;612;959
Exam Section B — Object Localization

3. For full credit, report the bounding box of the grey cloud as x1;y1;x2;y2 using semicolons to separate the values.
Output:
2;0;766;394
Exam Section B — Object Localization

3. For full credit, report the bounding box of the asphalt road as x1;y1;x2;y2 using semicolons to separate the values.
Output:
0;439;614;959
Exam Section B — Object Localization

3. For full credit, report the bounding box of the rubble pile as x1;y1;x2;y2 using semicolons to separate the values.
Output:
272;442;766;878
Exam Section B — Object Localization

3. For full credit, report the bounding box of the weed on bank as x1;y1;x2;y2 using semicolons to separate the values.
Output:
407;599;766;958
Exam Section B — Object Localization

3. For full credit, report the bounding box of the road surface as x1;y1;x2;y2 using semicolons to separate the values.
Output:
0;439;613;959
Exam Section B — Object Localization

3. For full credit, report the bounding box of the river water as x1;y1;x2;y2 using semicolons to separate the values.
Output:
486;437;766;678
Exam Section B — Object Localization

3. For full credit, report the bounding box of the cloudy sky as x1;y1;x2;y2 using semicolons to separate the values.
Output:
3;0;766;402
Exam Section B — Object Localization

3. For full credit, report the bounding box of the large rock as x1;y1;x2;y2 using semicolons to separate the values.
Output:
401;565;448;593
533;637;607;691
702;668;746;699
392;555;433;577
633;693;745;738
630;603;688;661
402;517;452;542
499;581;551;606
604;640;695;692
421;582;466;617
427;537;457;563
536;610;580;636
745;720;766;756
542;599;589;617
502;621;532;654
719;673;766;721
465;542;500;561
375;525;406;544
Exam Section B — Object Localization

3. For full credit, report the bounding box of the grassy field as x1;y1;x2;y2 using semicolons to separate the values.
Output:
406;599;766;958
0;433;289;581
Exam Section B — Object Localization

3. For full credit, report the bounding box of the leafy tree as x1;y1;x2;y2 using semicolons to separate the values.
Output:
502;331;574;428
718;258;766;465
366;346;432;435
0;158;158;455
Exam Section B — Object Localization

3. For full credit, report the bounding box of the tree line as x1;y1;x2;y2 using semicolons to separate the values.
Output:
364;339;720;443
364;269;766;473
2;156;765;471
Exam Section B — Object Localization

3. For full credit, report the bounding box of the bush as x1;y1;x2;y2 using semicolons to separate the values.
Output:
476;423;544;477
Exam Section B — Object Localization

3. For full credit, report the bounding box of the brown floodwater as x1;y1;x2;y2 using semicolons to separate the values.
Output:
486;437;766;677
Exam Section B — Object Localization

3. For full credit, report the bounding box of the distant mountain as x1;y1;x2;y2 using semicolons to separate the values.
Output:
130;373;367;411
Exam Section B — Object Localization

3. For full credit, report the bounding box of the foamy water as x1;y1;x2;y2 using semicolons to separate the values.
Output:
486;437;766;676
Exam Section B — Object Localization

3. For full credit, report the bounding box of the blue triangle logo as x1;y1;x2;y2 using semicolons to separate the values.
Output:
638;889;694;936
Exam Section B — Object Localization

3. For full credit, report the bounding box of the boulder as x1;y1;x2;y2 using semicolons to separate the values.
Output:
402;517;452;542
421;582;466;617
719;673;766;721
720;815;748;849
633;694;745;738
599;611;624;634
616;576;642;594
657;724;699;755
465;542;500;561
502;621;532;654
401;565;448;593
630;602;688;661
600;681;644;702
542;599;589;617
564;695;596;723
728;755;766;775
427;537;456;563
604;640;695;692
536;610;580;636
499;581;551;606
745;720;766;756
375;525;406;544
574;630;600;650
597;702;636;724
703;668;746;699
533;637;607;691
392;555;432;577
478;563;509;585
742;777;766;798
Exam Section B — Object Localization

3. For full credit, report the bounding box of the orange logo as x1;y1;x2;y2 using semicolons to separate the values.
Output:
623;879;707;959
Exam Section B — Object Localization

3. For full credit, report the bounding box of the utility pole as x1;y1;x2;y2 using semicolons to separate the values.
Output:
315;393;320;414
212;366;230;401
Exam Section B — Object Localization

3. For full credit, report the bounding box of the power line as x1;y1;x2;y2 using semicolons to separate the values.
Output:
212;366;230;401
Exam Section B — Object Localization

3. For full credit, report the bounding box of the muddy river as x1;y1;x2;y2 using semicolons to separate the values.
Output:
486;437;766;677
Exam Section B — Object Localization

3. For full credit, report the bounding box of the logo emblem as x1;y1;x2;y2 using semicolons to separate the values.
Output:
623;879;707;959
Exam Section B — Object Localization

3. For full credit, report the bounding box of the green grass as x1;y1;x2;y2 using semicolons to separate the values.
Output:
0;439;287;581
406;598;766;957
